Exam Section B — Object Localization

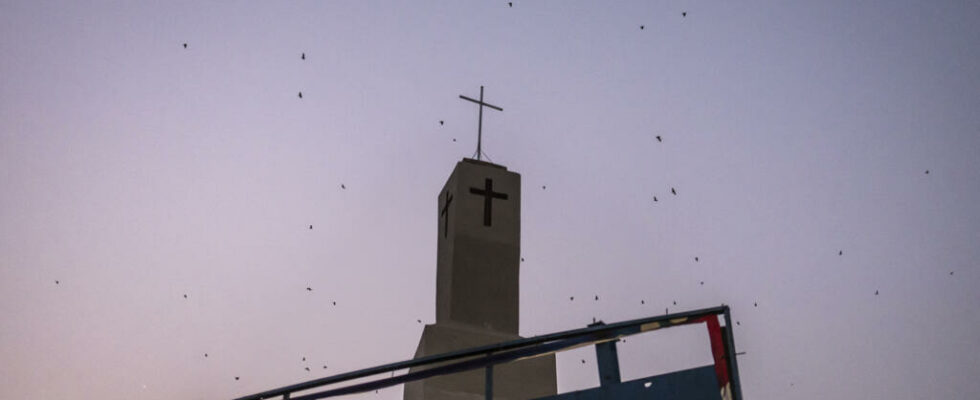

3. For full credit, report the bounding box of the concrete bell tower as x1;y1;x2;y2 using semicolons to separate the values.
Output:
404;158;557;400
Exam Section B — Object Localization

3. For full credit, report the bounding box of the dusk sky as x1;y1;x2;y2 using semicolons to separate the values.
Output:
2;1;979;399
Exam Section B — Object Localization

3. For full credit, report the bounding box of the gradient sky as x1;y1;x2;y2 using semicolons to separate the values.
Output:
2;1;979;399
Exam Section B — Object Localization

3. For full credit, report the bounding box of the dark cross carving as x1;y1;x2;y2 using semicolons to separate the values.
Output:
459;86;503;161
439;191;453;238
469;178;508;226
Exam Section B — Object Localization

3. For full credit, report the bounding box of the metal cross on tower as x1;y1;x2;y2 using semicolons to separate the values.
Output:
459;86;503;161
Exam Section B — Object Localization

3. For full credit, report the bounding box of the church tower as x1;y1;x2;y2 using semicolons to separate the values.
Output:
404;158;557;400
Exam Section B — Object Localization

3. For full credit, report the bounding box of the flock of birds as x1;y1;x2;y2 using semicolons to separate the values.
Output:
43;3;957;394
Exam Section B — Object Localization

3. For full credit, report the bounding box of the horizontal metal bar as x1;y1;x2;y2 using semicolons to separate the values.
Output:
459;95;503;111
233;305;728;400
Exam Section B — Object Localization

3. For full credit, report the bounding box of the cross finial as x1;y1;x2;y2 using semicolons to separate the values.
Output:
459;86;503;161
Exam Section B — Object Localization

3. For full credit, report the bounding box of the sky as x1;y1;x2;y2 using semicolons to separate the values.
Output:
2;1;979;399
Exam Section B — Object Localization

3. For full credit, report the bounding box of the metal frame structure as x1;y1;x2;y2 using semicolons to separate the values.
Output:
234;305;743;400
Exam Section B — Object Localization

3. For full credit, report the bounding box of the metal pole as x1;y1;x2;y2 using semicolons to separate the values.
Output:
485;363;493;399
477;86;484;160
723;307;743;400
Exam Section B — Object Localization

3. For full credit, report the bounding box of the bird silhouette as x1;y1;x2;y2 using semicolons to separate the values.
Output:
417;319;422;323
673;300;676;305
235;377;239;381
594;295;599;301
950;271;954;275
452;138;456;142
439;120;444;125
656;135;662;142
508;2;512;7
570;296;574;301
305;367;310;372
700;281;704;285
542;185;546;190
302;357;306;361
682;11;687;17
301;52;306;60
736;321;740;326
754;302;758;307
581;359;585;364
671;187;677;195
55;280;59;285
323;365;328;369
521;257;525;262
309;225;313;230
183;294;187;299
695;256;699;262
925;170;930;174
875;290;879;295
182;43;187;48
298;92;303;99
332;301;336;306
341;184;346;189
306;287;312;291
204;353;208;358
640;25;645;30
641;300;645;304
653;196;658;202
839;250;843;256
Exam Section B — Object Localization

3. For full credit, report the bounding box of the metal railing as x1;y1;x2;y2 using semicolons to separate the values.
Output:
234;305;742;400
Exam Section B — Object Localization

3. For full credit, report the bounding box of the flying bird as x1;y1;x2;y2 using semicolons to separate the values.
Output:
183;294;187;299
754;302;758;307
653;196;658;202
875;290;879;295
452;138;456;142
332;301;336;306
671;187;677;195
301;52;305;60
839;250;843;256
736;321;740;326
581;359;586;364
673;300;677;305
695;256;699;262
182;43;187;48
656;135;662;142
641;300;645;304
594;295;599;301
925;170;930;174
521;257;525;262
640;25;645;30
700;281;704;285
950;271;954;275
204;353;208;358
298;92;303;99
306;287;312;291
235;377;240;381
570;296;574;301
305;367;310;372
509;2;513;7
417;319;422;324
341;184;346;189
682;11;687;17
302;357;306;361
542;185;546;190
439;120;444;125
323;365;328;369
309;225;313;230
55;280;59;285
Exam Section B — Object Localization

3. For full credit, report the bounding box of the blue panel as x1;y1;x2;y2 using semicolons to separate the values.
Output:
534;365;721;400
